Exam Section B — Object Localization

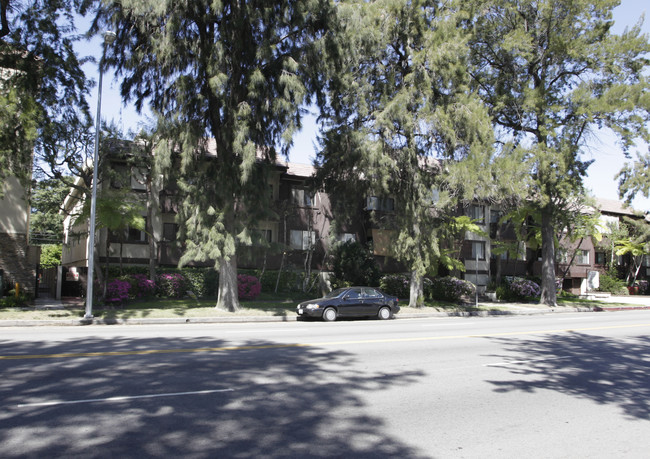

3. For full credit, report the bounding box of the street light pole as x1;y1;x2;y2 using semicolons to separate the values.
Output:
85;31;115;320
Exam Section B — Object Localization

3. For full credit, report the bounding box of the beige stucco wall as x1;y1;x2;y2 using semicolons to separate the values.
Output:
0;176;29;234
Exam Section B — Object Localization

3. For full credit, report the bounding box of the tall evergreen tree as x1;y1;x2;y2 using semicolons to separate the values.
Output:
0;0;91;191
617;151;650;207
30;177;70;243
469;0;650;305
317;0;494;307
92;0;332;311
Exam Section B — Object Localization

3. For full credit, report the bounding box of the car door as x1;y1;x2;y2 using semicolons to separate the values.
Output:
338;288;364;316
361;287;383;315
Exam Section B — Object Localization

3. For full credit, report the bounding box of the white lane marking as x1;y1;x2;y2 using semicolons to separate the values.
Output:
484;356;573;367
15;388;234;408
421;322;479;327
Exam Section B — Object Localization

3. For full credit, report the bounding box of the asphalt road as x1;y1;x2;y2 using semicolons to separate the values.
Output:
1;311;650;458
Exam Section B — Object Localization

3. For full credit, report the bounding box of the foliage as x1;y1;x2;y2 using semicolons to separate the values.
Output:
39;244;62;269
105;278;130;303
379;274;411;300
497;277;541;302
614;216;650;285
30;178;69;243
128;274;156;298
469;0;650;306
92;0;333;312
428;276;475;303
0;0;92;189
156;273;187;298
243;268;317;295
618;151;650;204
329;241;381;289
597;270;629;295
316;0;495;307
0;292;32;308
237;274;261;300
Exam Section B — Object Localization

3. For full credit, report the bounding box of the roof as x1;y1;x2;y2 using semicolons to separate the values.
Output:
594;197;637;216
282;162;316;178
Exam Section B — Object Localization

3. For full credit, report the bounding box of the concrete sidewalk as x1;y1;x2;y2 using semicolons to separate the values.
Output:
1;294;647;327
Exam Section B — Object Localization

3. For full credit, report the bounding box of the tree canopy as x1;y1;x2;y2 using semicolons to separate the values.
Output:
316;0;495;307
469;0;650;305
0;0;91;190
92;0;334;311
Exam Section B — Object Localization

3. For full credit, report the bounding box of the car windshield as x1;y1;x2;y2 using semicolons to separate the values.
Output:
323;288;348;299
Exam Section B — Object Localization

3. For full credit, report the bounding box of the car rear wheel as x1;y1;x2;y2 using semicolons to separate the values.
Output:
322;307;337;322
378;306;392;320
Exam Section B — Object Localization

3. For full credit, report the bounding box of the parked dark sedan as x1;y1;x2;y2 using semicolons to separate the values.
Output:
296;287;400;322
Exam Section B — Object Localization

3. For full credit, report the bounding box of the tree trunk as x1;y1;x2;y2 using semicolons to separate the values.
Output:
409;269;424;308
216;256;240;312
147;175;158;281
540;207;557;306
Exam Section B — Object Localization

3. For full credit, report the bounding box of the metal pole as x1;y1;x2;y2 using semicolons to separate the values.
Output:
84;67;103;319
475;251;479;308
84;32;115;319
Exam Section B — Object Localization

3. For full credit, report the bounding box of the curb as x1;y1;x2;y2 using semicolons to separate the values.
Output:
0;305;622;327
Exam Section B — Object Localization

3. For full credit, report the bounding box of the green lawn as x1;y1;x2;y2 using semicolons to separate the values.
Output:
0;293;643;322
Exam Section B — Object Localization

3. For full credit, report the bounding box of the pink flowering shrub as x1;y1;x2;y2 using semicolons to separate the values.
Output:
237;274;261;300
105;279;131;303
157;273;187;298
130;274;156;298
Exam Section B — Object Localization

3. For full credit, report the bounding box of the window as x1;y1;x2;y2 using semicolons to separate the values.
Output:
346;288;362;299
126;224;147;243
468;205;485;224
339;233;356;243
595;252;606;266
470;241;486;260
163;223;178;242
490;209;501;224
110;222;148;244
289;230;315;250
291;187;314;207
366;196;394;212
362;287;381;298
575;249;590;265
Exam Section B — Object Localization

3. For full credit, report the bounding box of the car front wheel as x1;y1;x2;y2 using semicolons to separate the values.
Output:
322;307;337;322
378;306;392;320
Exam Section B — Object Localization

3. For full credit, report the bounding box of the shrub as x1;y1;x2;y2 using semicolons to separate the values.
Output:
330;241;381;288
237;274;261;300
638;280;649;295
497;277;540;301
597;271;628;295
380;274;411;299
130;274;156;298
105;279;131;303
157;273;187;298
429;276;475;302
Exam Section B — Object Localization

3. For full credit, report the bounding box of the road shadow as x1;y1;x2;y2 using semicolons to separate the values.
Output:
484;332;650;420
0;335;426;458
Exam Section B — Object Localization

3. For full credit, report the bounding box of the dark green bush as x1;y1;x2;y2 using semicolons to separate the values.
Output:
380;274;411;299
429;276;475;302
597;271;628;295
330;241;381;288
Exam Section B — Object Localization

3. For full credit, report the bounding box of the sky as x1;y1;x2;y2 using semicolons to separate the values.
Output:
82;1;650;212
